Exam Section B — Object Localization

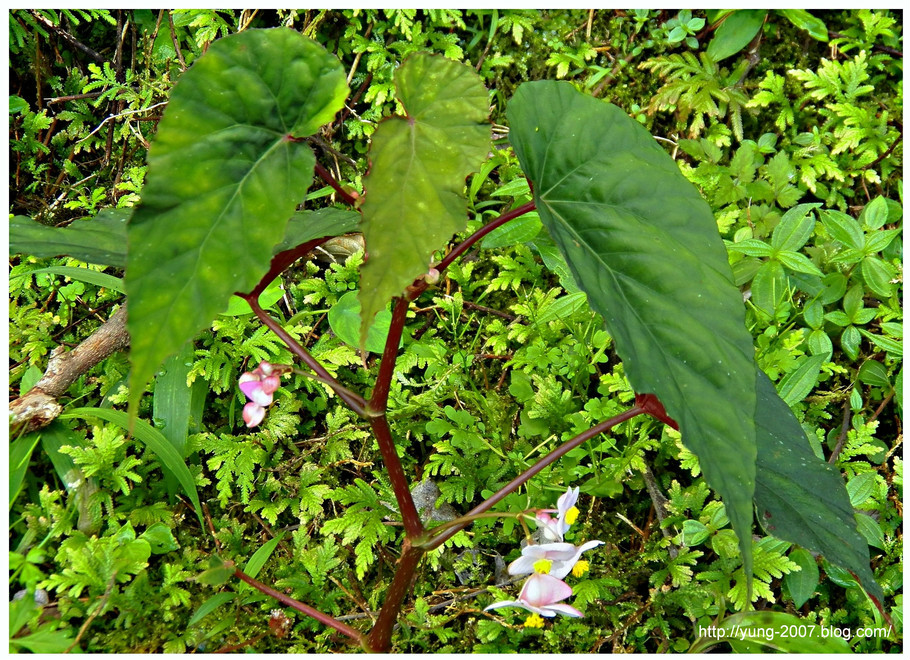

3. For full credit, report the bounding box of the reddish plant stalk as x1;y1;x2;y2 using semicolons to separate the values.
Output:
425;405;646;550
234;569;364;645
369;296;409;413
365;543;426;652
436;200;535;272
245;295;369;416
370;415;425;539
314;161;359;206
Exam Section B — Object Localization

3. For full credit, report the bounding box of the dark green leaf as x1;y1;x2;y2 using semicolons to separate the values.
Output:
39;421;82;490
275;208;361;254
196;555;236;586
859;328;902;358
807;329;833;359
508;80;758;583
753;371;883;604
777;354;827;407
857;360;891;389
60;407;204;529
707;10;767;61
10;209;130;266
328;290;396;354
846;472;876;507
854;513;885;549
127;28;348;415
784;548;820;607
358;53;489;346
777;9;829;41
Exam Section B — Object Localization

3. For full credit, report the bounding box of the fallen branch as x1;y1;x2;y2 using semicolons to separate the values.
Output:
9;305;129;434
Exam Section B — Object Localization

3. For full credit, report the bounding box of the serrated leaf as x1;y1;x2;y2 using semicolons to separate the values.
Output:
508;80;757;585
707;10;767;61
776;354;827;406
127;28;348;415
784;547;820;607
358;53;490;346
753;371;883;605
771;203;819;252
10;209;130;266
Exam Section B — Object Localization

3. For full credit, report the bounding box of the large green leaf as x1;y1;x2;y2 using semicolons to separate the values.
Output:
507;81;758;580
127;28;347;413
358;53;489;345
10;209;130;266
753;372;883;604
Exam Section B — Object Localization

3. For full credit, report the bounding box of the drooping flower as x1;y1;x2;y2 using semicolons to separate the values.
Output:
508;540;604;579
484;572;583;618
536;486;581;542
239;361;282;428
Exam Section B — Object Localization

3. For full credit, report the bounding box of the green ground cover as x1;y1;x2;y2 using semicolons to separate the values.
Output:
9;9;902;653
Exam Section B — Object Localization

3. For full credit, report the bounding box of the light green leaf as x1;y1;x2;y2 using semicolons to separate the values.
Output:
10;433;42;508
861;256;896;299
857;359;890;389
140;522;180;554
238;532;285;591
707;10;768;61
777;9;829;41
859;196;889;230
127;28;348;415
358;53;490;346
481;210;542;248
771;202;820;252
753;371;883;605
727;238;773;257
328;290;397;354
220;277;285;317
60;407;204;529
188;592;237;626
820;209;864;250
508;80;758;585
776;251;824;276
10;209;131;267
26;266;125;293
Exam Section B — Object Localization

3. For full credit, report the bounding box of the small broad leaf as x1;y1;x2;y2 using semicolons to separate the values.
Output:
127;28;348;415
776;354;827;407
508;80;758;585
771;203;820;252
328;290;397;354
358;53;490;346
10;209;130;267
707;10;768;61
753;371;884;605
784;547;820;607
777;9;829;41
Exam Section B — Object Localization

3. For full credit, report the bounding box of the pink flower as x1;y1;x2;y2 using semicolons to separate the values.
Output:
239;361;282;428
508;540;604;579
484;573;583;618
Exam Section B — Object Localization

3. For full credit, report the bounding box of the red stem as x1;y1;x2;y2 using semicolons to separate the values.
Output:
425;406;646;550
314;162;358;206
234;568;364;645
436;200;536;272
245;295;369;416
370;415;425;539
369;296;409;413
365;543;425;652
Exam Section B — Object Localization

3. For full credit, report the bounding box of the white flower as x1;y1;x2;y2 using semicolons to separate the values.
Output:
508;540;604;579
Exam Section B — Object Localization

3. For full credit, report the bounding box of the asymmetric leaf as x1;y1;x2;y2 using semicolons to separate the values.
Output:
127;28;347;413
508;81;758;580
359;53;489;346
753;372;883;604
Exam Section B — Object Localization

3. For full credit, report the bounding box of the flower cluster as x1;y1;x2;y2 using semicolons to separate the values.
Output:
485;487;602;626
238;361;282;428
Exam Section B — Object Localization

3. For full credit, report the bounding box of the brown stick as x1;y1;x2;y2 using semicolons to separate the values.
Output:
9;305;129;433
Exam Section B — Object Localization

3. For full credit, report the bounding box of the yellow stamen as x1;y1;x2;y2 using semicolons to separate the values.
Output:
524;613;545;628
565;506;580;525
533;559;553;574
572;560;590;578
